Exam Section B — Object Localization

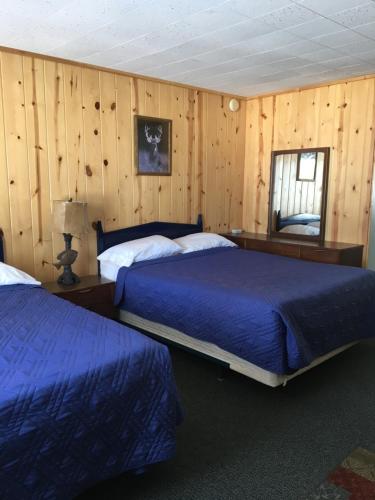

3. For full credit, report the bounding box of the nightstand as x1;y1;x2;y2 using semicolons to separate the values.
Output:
42;275;116;319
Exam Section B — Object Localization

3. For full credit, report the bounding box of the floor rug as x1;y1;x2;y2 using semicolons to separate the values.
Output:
307;448;375;499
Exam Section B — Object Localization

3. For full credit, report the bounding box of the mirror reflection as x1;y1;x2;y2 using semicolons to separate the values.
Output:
269;148;329;241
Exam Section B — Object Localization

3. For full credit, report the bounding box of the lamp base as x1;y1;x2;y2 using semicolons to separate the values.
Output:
55;233;80;286
57;267;80;286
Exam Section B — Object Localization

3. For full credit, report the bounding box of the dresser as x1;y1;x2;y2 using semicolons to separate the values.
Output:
222;232;364;267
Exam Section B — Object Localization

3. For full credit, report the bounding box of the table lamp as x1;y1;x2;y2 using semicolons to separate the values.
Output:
52;200;89;286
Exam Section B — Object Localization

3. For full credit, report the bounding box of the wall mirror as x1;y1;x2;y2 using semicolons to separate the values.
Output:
268;147;330;243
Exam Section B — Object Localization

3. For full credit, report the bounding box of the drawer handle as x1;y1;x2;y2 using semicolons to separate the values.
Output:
77;288;94;294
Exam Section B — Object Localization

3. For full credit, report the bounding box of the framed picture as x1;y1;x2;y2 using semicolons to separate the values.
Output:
134;115;172;175
297;151;317;182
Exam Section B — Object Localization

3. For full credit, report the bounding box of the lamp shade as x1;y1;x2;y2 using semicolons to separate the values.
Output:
53;200;89;234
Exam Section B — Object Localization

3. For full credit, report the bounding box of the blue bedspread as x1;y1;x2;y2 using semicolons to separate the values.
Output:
114;248;375;374
0;285;182;500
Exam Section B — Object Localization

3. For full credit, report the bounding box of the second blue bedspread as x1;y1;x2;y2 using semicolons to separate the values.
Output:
115;247;375;374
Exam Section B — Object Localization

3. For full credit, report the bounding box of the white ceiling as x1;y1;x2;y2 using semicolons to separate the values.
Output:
1;0;375;96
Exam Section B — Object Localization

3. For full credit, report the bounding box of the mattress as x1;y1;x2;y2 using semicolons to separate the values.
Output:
113;247;375;374
0;284;182;499
121;310;356;387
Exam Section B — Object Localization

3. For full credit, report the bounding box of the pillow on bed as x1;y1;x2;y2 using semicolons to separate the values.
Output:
174;232;237;254
99;260;121;281
0;262;41;286
97;235;182;267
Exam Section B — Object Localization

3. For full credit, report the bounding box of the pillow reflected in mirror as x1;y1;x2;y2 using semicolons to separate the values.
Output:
279;224;320;236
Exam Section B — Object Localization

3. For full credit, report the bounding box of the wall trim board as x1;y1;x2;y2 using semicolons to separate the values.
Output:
246;73;375;102
0;45;246;101
1;44;374;103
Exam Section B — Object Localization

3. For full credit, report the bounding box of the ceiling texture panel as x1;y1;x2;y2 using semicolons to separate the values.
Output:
0;0;375;96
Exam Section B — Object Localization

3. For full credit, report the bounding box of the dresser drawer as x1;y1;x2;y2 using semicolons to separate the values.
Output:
300;247;339;264
58;285;116;319
246;239;301;258
58;283;114;307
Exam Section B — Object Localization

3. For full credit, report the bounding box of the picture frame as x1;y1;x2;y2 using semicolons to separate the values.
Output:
297;151;317;182
134;115;172;176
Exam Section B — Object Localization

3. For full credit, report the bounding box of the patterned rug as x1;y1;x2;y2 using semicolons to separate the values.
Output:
307;448;375;499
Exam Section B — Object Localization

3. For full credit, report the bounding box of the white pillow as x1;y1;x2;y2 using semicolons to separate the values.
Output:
0;262;41;286
279;224;319;236
97;235;182;267
99;260;121;281
174;232;237;254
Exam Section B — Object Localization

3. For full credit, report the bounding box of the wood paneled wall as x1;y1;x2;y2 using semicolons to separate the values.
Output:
2;47;374;278
0;49;246;280
243;78;375;260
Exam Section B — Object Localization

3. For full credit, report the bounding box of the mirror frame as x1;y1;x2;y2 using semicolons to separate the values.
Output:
268;147;330;244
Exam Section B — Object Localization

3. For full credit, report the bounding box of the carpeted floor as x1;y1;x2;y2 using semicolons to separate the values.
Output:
78;340;375;500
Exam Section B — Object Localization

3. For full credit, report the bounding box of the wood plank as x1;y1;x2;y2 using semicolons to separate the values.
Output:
142;79;160;222
280;154;291;216
82;67;104;274
226;95;245;231
194;91;205;226
131;77;142;225
0;51;34;274
0;54;12;263
158;83;173;221
99;71;120;231
359;79;375;261
63;64;88;277
23;56;53;281
44;59;69;278
170;85;186;223
243;96;274;233
116;74;134;228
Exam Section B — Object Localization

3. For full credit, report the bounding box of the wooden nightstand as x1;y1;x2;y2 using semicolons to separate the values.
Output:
42;275;116;319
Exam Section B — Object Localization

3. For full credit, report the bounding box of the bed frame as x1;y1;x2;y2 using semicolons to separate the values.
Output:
95;215;203;274
95;217;356;387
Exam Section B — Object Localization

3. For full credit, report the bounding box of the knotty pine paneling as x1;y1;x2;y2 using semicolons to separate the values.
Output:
0;49;246;280
243;79;375;261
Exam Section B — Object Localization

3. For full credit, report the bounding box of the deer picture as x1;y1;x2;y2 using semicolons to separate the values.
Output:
144;124;163;163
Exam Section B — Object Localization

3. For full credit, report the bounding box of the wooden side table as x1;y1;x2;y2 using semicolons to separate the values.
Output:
42;275;116;319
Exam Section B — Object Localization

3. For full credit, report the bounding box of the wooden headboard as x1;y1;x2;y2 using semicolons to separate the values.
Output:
0;229;4;263
94;215;203;274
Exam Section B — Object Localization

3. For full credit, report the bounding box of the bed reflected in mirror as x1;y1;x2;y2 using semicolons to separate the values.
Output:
268;148;330;243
